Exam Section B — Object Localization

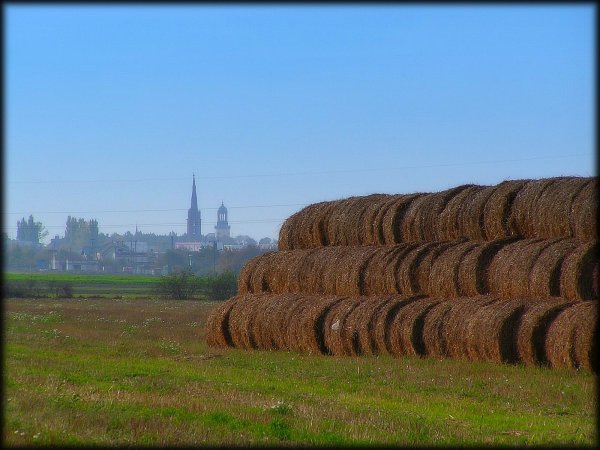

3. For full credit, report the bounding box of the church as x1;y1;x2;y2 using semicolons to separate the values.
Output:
184;175;231;243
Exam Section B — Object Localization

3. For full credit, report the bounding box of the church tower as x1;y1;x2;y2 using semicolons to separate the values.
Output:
187;175;201;241
215;202;231;240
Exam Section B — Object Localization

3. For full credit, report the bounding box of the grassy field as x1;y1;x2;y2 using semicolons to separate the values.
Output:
3;297;596;446
5;272;161;298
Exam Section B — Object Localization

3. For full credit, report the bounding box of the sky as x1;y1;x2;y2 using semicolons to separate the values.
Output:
4;4;596;244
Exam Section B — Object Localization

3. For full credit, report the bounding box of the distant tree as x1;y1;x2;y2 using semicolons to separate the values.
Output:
16;215;47;244
155;269;201;300
259;237;272;245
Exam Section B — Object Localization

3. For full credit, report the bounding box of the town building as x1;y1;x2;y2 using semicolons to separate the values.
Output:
187;175;201;241
215;202;231;240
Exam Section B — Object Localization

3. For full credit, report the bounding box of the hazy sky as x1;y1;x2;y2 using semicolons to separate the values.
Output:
5;5;595;243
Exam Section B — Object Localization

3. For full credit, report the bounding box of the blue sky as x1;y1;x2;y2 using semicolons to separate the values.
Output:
4;5;595;242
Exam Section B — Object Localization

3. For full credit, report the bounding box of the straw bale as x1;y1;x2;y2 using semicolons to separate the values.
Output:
248;294;284;350
515;298;575;367
321;297;362;356
227;293;266;349
360;195;394;245
443;296;500;359
355;295;400;356
301;202;330;248
319;247;354;295
371;295;426;354
414;241;463;295
421;300;454;358
372;196;407;245
386;297;443;357
324;197;360;246
436;185;486;242
248;252;276;293
295;295;348;354
313;200;345;247
545;301;598;371
428;241;479;297
345;194;390;246
237;254;263;294
270;293;306;350
251;293;285;350
570;178;598;241
205;296;239;348
339;296;390;356
334;246;380;296
237;294;274;349
559;241;599;301
532;177;591;240
528;238;579;298
284;294;316;353
572;302;599;372
361;244;418;296
402;185;475;242
465;298;528;364
487;238;555;299
456;186;496;241
381;193;425;244
396;242;452;295
508;177;562;238
482;179;529;240
456;238;518;296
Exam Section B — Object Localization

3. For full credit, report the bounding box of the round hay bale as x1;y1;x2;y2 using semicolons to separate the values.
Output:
321;297;362;356
361;195;394;245
356;295;400;356
436;185;486;242
248;252;277;293
205;296;239;348
272;293;307;351
313;200;345;246
443;296;500;359
414;241;463;295
381;193;425;244
251;293;287;350
508;177;562;238
464;298;528;364
482;179;529;240
332;246;379;296
559;241;599;301
371;295;427;354
396;242;453;295
545;301;599;371
421;300;454;358
297;295;348;354
532;177;592;240
324;197;361;246
337;295;377;356
227;293;267;349
319;247;354;295
360;243;419;296
248;293;283;350
403;185;475;242
238;254;264;294
456;185;496;241
285;294;323;353
428;241;479;297
345;194;390;246
487;238;555;299
515;298;575;367
528;238;580;298
386;296;443;357
372;196;408;245
456;238;519;296
570;178;598;241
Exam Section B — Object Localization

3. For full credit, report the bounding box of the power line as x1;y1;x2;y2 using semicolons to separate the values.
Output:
7;153;587;185
5;203;309;216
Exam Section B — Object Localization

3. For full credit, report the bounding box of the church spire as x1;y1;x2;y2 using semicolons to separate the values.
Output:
190;174;198;210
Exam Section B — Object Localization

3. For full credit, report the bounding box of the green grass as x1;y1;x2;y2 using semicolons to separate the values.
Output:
4;298;596;446
4;272;162;285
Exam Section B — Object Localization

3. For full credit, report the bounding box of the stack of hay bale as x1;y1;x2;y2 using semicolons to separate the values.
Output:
206;176;598;372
